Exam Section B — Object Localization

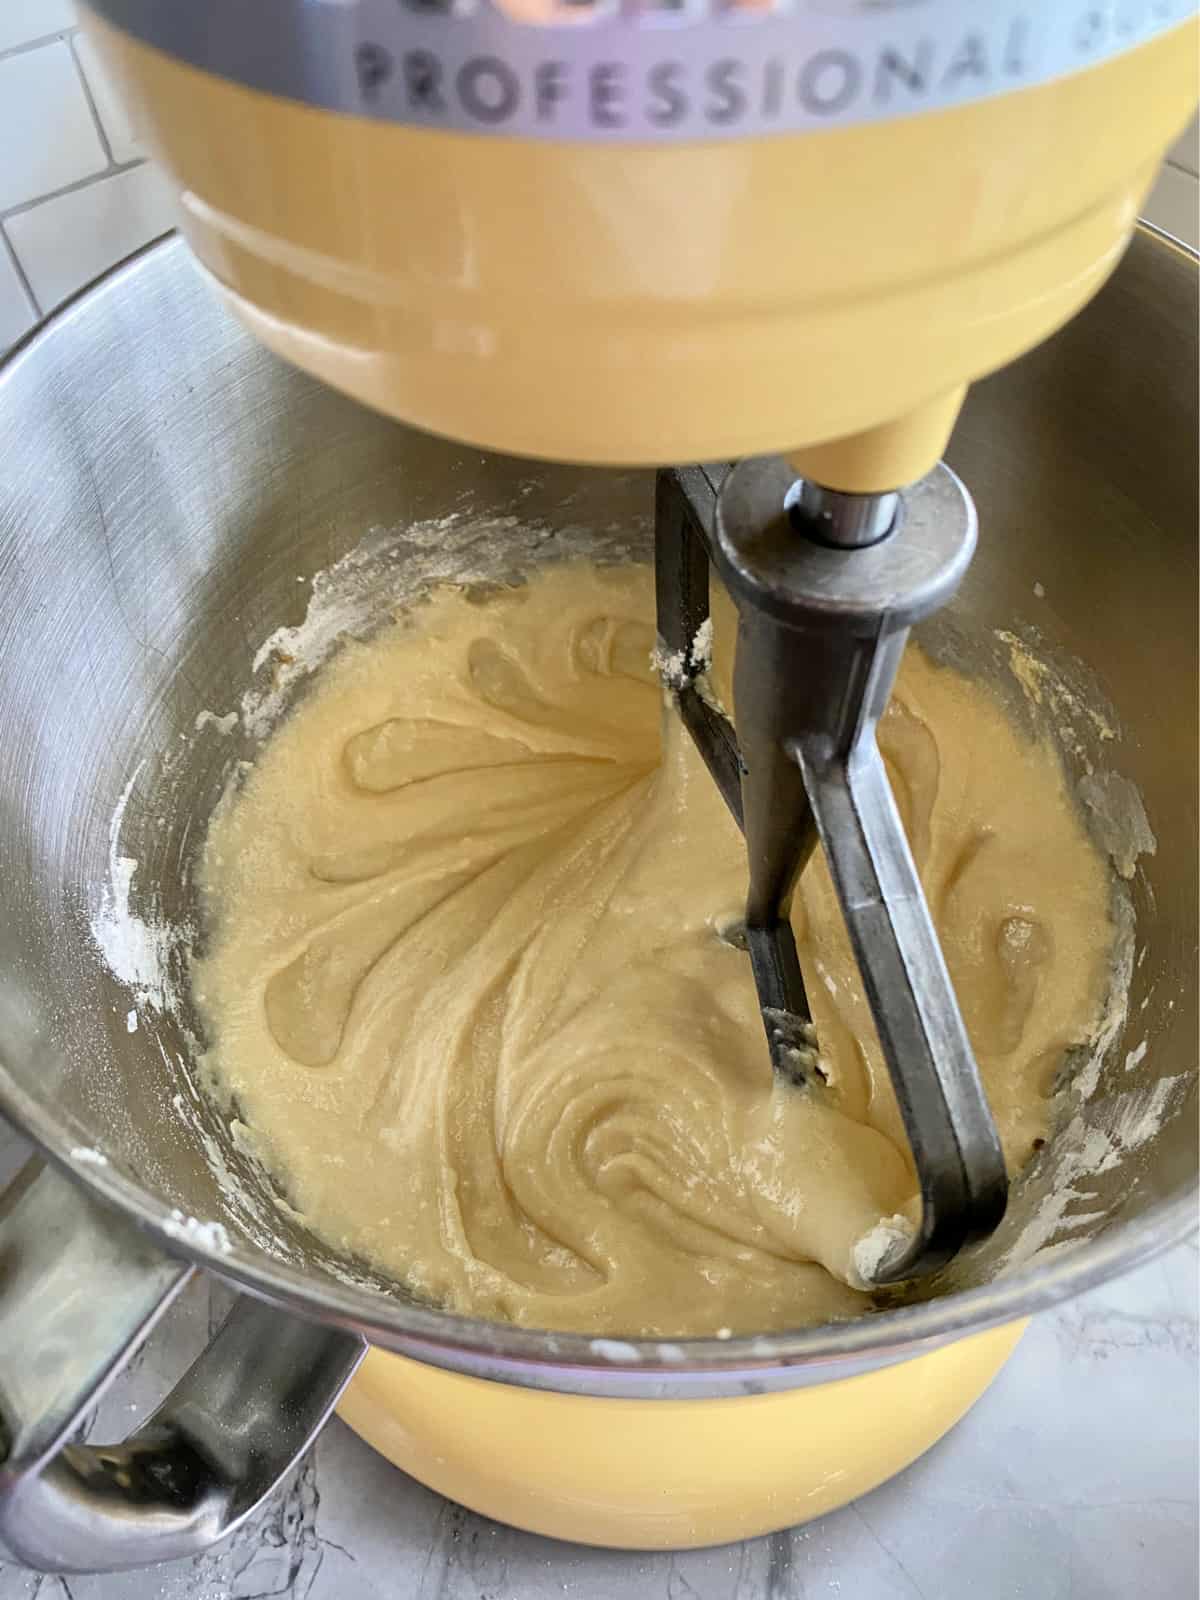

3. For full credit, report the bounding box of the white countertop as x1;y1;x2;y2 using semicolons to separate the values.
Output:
0;1221;1193;1599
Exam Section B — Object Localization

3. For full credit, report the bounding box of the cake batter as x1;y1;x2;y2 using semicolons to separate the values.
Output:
193;561;1113;1335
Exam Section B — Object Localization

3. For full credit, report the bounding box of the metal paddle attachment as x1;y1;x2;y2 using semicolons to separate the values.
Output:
654;458;1008;1286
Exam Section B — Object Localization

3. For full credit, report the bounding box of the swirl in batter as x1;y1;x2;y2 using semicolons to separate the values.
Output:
194;562;1113;1335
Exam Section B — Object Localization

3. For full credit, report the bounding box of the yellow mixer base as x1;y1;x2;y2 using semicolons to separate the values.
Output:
336;1320;1026;1549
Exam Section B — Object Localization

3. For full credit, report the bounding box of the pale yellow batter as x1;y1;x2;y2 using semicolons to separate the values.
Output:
194;562;1113;1335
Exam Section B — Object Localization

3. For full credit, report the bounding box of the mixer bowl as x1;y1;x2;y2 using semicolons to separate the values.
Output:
0;228;1194;1565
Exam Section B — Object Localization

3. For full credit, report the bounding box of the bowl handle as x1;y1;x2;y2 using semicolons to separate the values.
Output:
0;1159;365;1574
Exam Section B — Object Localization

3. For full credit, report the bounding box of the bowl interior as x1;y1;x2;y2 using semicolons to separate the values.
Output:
0;233;1193;1378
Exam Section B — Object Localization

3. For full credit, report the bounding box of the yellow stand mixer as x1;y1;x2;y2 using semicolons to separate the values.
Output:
63;0;1197;1553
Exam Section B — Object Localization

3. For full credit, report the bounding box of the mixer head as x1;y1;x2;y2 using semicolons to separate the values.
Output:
655;458;1007;1284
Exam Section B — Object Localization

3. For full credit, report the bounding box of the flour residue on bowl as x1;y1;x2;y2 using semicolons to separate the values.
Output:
983;626;1174;1277
994;627;1118;758
89;760;183;1015
236;509;640;743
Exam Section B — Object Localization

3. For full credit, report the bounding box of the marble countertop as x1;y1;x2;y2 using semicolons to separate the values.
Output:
0;1218;1194;1600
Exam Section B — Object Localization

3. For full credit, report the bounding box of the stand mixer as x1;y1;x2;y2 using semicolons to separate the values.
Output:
78;0;1196;1287
0;0;1190;1572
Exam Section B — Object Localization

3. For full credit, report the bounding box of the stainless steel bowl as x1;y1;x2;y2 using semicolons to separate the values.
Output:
0;229;1194;1571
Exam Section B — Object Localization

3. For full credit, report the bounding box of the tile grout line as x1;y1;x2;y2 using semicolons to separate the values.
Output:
0;156;148;226
69;30;117;169
0;28;76;64
0;220;40;317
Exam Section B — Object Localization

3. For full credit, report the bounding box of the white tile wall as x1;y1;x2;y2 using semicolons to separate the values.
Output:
1145;161;1200;253
0;1;174;354
0;4;1194;362
0;240;37;351
0;42;106;212
6;161;175;308
0;0;75;54
1145;110;1199;249
73;28;144;164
